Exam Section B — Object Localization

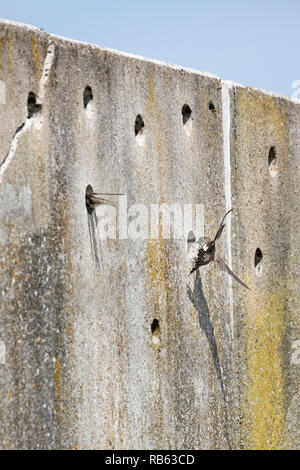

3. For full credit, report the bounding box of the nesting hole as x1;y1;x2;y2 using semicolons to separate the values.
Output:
135;114;145;146
151;318;159;335
182;104;192;135
83;86;93;109
151;318;161;347
135;114;144;136
208;101;216;113
182;104;192;124
254;248;263;277
27;92;41;118
268;146;278;177
85;184;94;214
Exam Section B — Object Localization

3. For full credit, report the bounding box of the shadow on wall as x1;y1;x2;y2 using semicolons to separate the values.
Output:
186;270;226;401
187;270;233;448
87;203;102;272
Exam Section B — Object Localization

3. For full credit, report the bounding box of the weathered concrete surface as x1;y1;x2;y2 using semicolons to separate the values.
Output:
227;85;300;449
0;20;299;449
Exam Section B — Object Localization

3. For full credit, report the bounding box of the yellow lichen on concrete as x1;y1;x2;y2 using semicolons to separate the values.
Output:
146;232;169;288
145;71;169;199
146;72;156;117
144;227;171;444
31;34;41;80
145;222;171;332
237;87;287;143
155;135;168;196
0;31;15;72
0;36;5;69
7;30;15;73
55;357;62;421
264;95;287;142
55;357;61;396
243;285;287;449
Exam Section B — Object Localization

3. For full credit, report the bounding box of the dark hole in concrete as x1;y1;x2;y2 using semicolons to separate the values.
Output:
268;146;279;177
85;184;94;214
83;86;93;109
182;104;192;125
268;146;276;166
135;114;144;136
151;318;159;335
27;92;41;118
209;101;216;113
254;248;263;267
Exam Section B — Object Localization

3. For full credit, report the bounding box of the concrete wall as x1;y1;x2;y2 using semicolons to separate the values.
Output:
0;20;299;449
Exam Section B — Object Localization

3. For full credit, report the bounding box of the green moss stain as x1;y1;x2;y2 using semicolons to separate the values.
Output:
243;286;287;449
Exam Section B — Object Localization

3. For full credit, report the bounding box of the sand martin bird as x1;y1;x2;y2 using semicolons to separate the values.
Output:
189;209;250;289
85;185;122;213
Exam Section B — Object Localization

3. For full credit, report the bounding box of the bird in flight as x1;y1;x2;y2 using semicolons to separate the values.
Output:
189;209;250;289
85;185;122;213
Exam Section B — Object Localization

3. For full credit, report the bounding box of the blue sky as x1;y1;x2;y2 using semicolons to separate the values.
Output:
1;0;299;97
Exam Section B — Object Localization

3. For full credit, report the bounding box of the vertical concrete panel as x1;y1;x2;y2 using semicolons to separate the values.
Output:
0;21;299;449
229;85;300;449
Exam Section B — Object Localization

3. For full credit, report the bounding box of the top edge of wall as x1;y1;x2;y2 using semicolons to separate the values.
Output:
0;18;218;80
221;79;300;104
1;18;300;105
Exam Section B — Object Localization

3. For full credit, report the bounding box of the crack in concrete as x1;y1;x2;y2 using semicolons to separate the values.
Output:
0;42;55;185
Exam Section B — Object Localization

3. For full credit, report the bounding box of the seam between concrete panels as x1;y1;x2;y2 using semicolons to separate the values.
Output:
0;42;55;184
221;80;234;339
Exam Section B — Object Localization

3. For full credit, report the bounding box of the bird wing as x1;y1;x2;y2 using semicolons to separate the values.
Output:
189;247;211;275
89;196;111;205
86;191;116;207
91;192;123;196
212;208;233;244
214;255;250;289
